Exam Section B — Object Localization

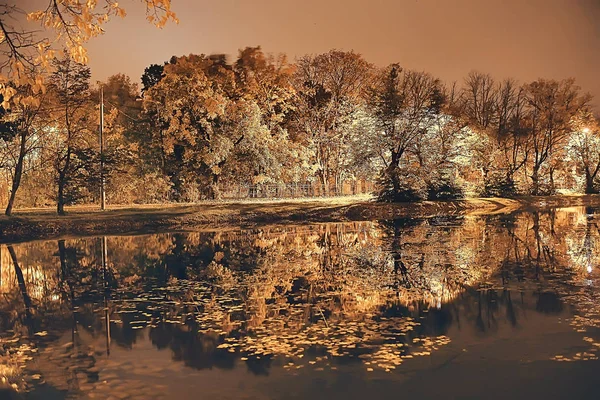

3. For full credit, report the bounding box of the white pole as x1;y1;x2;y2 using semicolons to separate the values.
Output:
100;85;106;210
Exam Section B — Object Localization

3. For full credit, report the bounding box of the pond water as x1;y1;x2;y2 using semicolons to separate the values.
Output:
2;206;600;399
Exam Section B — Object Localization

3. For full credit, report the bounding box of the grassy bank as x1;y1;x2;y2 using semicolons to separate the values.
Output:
1;194;599;244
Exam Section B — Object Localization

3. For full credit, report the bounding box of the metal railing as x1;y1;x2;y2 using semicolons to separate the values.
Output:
215;181;375;200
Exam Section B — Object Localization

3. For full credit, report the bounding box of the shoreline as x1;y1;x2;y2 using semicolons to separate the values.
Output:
1;194;599;244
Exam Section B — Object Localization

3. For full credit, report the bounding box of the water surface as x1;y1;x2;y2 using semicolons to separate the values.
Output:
2;206;600;399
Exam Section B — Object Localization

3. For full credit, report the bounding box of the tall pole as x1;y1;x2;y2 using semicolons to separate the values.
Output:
100;85;106;210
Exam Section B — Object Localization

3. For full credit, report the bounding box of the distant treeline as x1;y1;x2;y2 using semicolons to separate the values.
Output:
0;47;598;214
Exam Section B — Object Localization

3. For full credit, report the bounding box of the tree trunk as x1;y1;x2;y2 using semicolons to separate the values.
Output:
209;173;221;200
585;170;596;194
57;175;66;215
386;150;402;198
318;170;328;197
57;167;69;215
530;166;540;196
504;170;516;196
5;131;27;216
388;164;401;193
57;149;72;215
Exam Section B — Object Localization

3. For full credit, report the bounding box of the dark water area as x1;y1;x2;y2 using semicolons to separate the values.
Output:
2;206;600;399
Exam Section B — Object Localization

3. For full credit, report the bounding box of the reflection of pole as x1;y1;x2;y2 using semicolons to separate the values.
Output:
100;86;106;211
102;236;111;355
585;216;593;273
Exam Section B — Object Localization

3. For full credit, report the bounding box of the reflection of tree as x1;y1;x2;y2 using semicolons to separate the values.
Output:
378;216;489;309
3;208;600;397
149;323;236;370
7;245;33;334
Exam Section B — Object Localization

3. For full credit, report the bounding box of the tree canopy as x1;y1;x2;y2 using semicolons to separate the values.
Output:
0;45;598;214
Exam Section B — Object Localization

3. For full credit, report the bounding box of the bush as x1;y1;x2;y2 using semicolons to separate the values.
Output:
376;168;426;202
480;173;518;198
108;171;173;204
427;179;464;200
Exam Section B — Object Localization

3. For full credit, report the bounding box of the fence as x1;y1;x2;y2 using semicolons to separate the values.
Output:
216;181;375;200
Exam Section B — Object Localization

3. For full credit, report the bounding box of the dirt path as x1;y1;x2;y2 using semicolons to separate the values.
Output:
1;195;599;244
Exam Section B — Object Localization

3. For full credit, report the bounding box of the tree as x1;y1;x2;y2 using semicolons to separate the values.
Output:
459;73;530;196
493;79;529;194
523;78;591;195
48;55;94;215
0;1;177;108
141;63;165;94
568;113;600;193
142;54;236;200
141;50;303;200
234;47;295;131
232;47;303;187
0;1;176;214
366;64;444;201
459;72;498;193
92;74;151;204
291;50;373;193
415;84;467;200
0;87;51;215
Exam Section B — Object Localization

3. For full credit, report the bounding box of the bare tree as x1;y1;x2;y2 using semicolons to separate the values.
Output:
523;78;591;195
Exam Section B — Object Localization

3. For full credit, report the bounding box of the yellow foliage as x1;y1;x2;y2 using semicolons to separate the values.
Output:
2;1;177;108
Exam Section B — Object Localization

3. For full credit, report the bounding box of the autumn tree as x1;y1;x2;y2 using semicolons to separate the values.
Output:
0;1;176;213
0;1;177;108
93;74;164;203
415;84;467;200
234;47;295;128
142;54;240;200
493;79;529;194
141;63;165;94
231;47;303;186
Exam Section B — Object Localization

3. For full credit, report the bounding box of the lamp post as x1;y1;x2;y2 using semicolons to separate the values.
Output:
100;85;106;210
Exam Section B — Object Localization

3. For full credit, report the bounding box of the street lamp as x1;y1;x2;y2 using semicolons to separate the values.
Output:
99;84;106;211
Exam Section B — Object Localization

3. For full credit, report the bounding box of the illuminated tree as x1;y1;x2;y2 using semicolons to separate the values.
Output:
366;63;444;201
291;50;373;193
568;113;600;193
459;72;529;196
523;78;591;195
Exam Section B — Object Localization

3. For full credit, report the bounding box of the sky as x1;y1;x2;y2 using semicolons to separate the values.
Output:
19;0;600;109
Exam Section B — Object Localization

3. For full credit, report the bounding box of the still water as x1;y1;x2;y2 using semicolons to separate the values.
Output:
2;207;600;399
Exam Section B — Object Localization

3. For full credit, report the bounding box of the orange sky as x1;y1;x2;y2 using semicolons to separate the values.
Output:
20;0;600;109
